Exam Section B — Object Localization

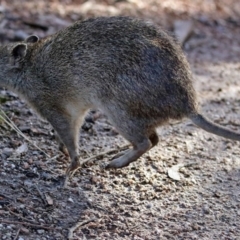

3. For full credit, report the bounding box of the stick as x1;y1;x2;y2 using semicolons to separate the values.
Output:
34;185;47;205
68;218;97;240
81;143;130;165
7;207;36;223
0;109;50;157
13;228;20;240
63;144;130;188
0;219;56;230
45;154;60;164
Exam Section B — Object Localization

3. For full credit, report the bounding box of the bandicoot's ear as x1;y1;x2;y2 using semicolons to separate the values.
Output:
11;43;27;60
25;35;39;43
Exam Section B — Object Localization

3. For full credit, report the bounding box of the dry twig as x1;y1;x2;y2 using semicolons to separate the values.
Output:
63;143;130;188
13;228;20;240
7;207;35;223
34;185;47;205
0;109;50;157
81;143;130;165
0;219;56;230
68;218;97;240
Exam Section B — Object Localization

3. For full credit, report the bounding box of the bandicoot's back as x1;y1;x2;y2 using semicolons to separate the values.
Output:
0;16;239;175
38;17;197;122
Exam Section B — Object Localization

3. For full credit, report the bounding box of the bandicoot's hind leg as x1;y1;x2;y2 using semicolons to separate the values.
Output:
110;131;159;162
106;115;158;168
106;137;152;168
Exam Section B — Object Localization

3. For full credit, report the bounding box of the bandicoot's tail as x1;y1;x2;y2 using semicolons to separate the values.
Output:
189;113;240;141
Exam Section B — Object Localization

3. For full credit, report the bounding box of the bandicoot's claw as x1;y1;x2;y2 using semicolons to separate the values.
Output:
106;159;130;169
66;167;79;178
65;156;81;177
104;149;131;169
63;159;81;188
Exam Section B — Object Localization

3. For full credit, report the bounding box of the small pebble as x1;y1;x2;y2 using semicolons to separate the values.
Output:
68;197;74;203
2;147;13;157
37;229;45;234
146;203;152;209
22;162;29;169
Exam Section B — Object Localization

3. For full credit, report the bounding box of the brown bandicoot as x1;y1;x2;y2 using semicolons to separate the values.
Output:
0;16;239;176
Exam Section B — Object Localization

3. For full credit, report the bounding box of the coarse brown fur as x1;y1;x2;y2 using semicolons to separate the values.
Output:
0;16;239;173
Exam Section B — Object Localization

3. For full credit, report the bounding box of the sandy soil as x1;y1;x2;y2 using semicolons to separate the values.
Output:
0;1;240;239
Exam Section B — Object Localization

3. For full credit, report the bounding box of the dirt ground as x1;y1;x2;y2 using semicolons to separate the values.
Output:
0;1;240;239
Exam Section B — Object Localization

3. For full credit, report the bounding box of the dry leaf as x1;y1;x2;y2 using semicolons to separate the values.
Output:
168;163;184;181
15;142;28;155
185;140;194;153
45;194;54;205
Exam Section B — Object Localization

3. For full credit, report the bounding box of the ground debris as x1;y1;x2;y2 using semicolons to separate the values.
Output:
0;0;240;239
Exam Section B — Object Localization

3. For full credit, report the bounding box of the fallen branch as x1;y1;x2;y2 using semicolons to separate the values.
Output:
81;143;130;165
68;218;97;240
7;207;36;224
0;219;56;230
0;109;50;157
34;185;47;205
13;228;20;240
45;154;60;164
63;143;130;188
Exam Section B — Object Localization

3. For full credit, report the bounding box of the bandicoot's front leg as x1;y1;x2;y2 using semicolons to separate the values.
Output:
54;132;69;156
45;108;83;178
